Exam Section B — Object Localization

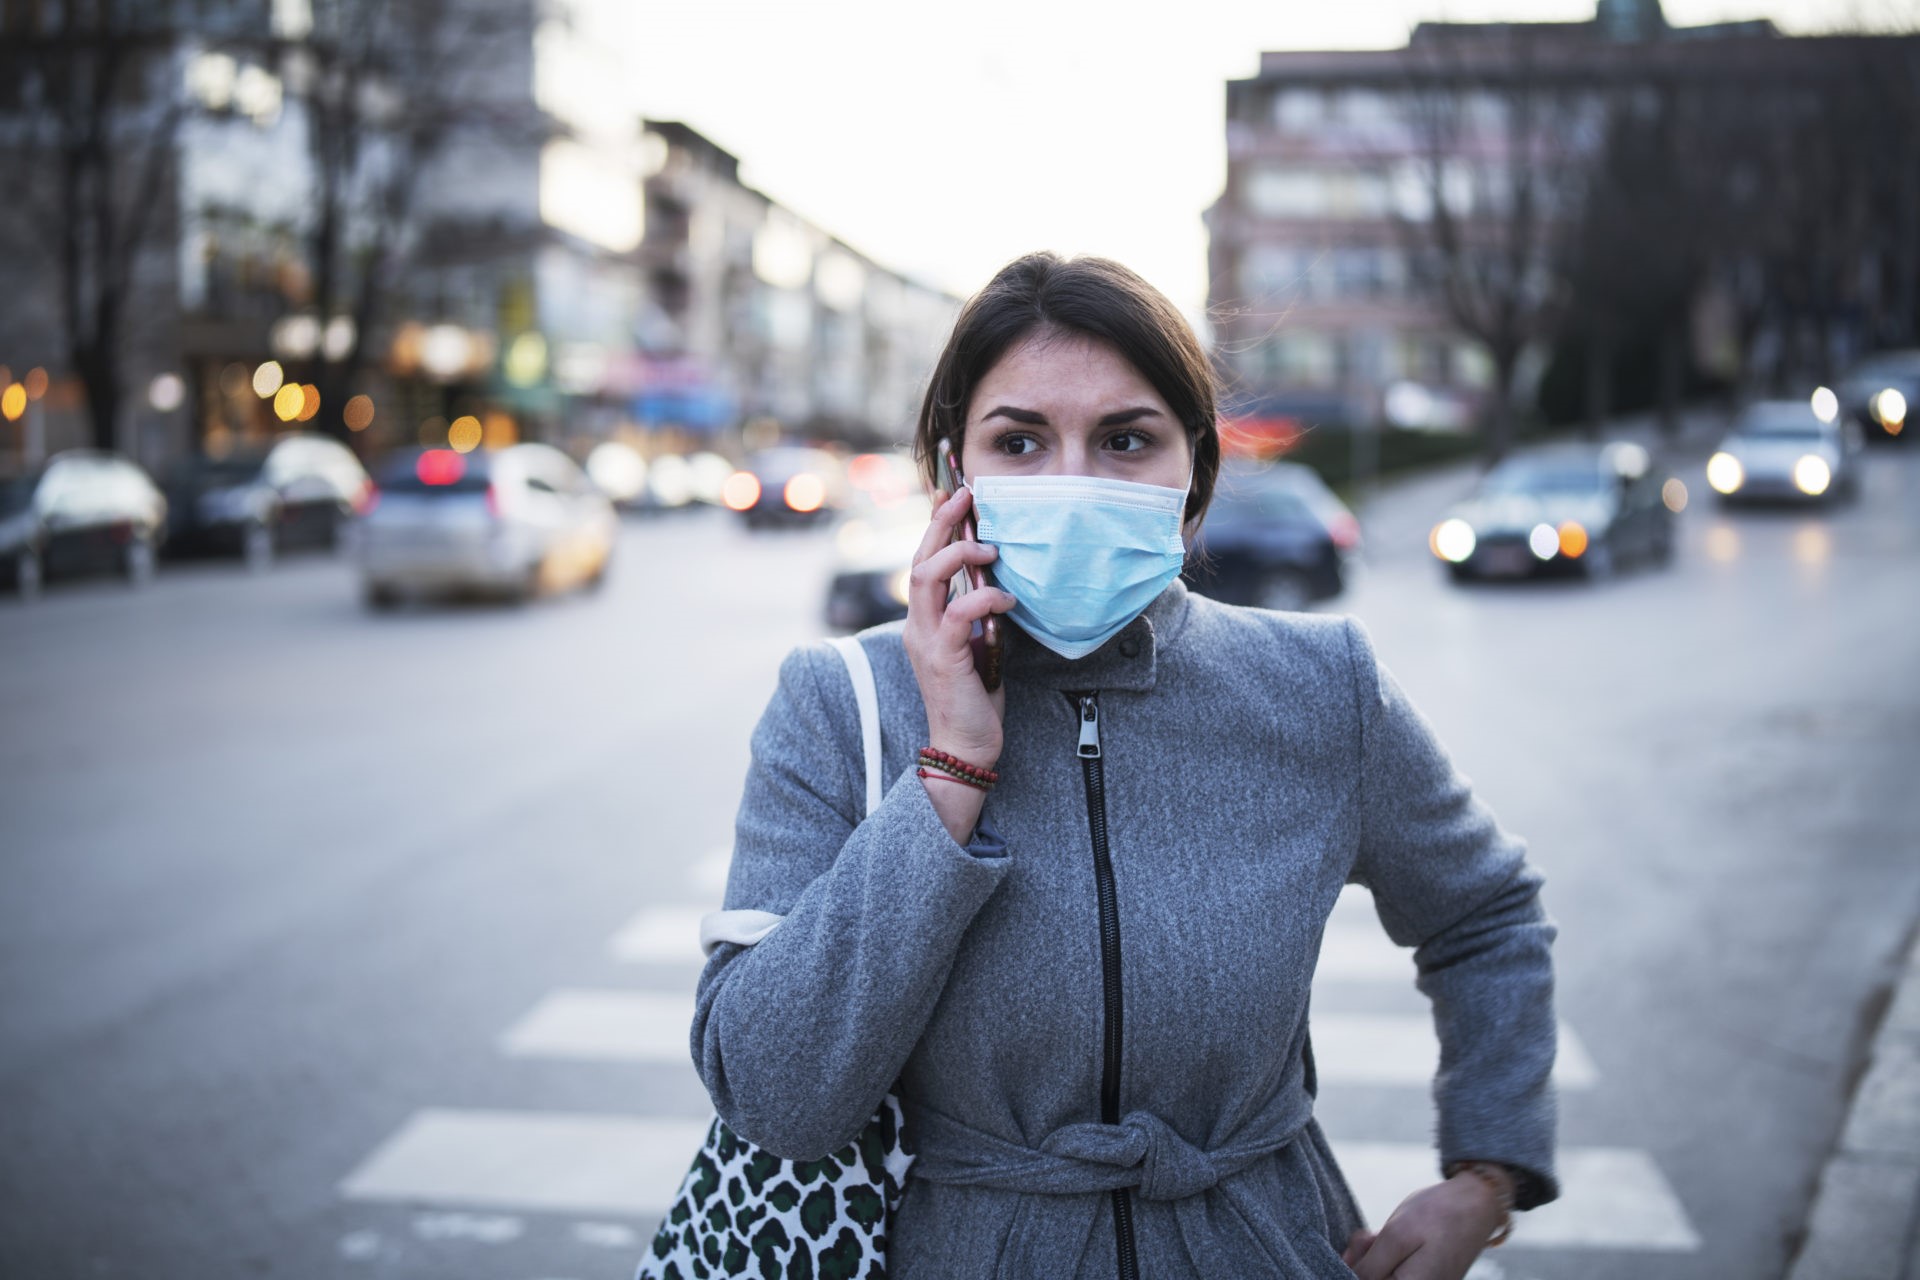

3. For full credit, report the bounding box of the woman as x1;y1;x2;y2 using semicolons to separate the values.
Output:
692;253;1558;1279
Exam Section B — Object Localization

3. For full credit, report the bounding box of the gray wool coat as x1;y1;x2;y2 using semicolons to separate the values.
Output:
691;579;1558;1279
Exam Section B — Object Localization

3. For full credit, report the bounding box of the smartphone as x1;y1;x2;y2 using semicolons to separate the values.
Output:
936;438;1004;692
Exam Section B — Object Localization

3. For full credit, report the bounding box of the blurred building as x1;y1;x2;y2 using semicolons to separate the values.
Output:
1206;0;1910;434
0;0;957;479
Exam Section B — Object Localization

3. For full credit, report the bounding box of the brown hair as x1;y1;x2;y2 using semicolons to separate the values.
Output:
913;252;1220;527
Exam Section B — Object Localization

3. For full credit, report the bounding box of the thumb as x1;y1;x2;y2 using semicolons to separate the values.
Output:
1342;1228;1376;1266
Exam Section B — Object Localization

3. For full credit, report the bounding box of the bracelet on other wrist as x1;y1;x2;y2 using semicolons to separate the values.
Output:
1443;1161;1515;1248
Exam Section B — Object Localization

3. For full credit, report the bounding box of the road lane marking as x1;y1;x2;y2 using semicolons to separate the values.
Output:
1312;1014;1599;1088
499;990;694;1063
339;1109;708;1218
607;905;709;965
1333;1142;1701;1251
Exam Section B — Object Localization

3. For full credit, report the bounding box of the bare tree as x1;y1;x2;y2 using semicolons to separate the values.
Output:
1393;25;1603;462
0;1;220;451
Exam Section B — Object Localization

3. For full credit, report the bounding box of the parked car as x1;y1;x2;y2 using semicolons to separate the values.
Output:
1183;459;1359;610
1836;349;1917;442
722;447;847;528
1430;442;1675;581
358;444;616;608
0;450;168;598
823;494;932;631
164;433;372;565
1706;400;1864;504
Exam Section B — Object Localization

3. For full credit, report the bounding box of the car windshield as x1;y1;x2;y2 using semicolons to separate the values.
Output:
0;473;37;515
1735;407;1823;440
1480;461;1607;496
1206;481;1315;525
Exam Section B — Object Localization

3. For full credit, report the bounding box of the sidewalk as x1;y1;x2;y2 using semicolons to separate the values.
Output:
1787;927;1920;1280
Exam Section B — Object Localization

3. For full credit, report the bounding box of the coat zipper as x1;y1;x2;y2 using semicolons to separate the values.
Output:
1071;691;1139;1280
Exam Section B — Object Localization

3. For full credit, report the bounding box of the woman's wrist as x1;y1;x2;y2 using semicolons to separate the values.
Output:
1444;1161;1516;1246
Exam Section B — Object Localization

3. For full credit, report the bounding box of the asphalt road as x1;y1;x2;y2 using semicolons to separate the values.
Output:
2;440;1917;1280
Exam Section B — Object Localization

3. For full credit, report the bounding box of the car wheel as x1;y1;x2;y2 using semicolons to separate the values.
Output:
124;537;156;586
1254;570;1311;612
242;521;274;572
15;548;42;600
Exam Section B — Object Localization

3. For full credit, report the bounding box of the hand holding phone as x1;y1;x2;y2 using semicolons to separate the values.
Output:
937;439;1004;692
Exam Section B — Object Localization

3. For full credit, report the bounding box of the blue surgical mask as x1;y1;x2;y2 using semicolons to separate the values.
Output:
969;472;1189;661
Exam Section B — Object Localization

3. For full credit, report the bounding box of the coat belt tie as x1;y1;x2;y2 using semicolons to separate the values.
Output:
909;1095;1330;1277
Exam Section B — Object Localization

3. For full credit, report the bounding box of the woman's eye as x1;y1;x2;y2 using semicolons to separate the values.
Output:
999;433;1037;456
1107;431;1148;452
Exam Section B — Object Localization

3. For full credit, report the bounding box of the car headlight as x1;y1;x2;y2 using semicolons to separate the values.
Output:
1873;388;1907;433
1810;386;1838;423
1793;455;1831;496
1706;452;1744;494
1557;521;1589;559
887;568;912;604
1430;518;1475;563
1528;523;1560;560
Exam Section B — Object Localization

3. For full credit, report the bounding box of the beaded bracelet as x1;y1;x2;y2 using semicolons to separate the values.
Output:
916;765;991;793
918;747;1000;785
1444;1161;1515;1247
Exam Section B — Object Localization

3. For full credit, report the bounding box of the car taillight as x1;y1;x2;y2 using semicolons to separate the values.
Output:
356;483;379;516
1328;513;1361;550
485;484;502;518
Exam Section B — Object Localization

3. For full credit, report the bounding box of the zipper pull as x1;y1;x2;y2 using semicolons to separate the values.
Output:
1076;694;1102;759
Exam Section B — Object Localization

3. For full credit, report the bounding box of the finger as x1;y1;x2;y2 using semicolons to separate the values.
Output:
1342;1229;1376;1266
910;486;973;568
907;539;997;624
1350;1228;1416;1280
938;584;1017;646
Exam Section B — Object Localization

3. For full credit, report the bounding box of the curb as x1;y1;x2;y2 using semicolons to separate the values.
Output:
1787;930;1920;1280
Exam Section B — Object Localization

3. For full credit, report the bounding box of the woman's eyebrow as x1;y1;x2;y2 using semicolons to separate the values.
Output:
982;405;1048;425
1097;407;1164;426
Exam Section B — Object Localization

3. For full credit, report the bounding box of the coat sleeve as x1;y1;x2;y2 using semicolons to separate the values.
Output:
1343;617;1561;1208
689;640;1013;1162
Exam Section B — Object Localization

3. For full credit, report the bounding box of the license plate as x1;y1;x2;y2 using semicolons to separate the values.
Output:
1480;547;1531;576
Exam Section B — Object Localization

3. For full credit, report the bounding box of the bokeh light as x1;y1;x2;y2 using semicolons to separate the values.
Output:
1792;455;1831;497
272;383;304;421
1706;452;1743;495
23;367;48;401
343;395;375;431
296;384;321;422
1557;522;1589;559
1705;524;1740;563
1;384;24;421
253;361;285;398
1810;386;1838;423
722;471;761;511
1528;523;1560;560
1430;518;1475;563
784;473;826;513
1662;478;1689;512
148;373;185;412
447;415;483;453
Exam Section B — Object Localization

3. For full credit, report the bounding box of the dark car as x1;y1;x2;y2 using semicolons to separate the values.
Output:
0;450;169;598
1835;349;1917;443
1430;442;1675;582
1182;459;1359;611
823;494;931;631
722;447;847;528
164;433;372;566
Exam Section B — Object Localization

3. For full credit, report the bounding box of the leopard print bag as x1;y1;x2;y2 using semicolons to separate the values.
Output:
637;637;914;1280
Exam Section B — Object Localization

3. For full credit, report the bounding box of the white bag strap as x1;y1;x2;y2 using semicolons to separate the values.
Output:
825;635;883;819
699;639;880;957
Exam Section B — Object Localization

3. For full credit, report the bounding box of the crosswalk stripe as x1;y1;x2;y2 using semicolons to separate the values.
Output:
499;990;694;1064
687;845;731;897
341;1110;1698;1253
1332;1141;1701;1251
1314;926;1416;981
339;1109;707;1217
495;990;1597;1089
608;905;710;964
1312;1014;1600;1089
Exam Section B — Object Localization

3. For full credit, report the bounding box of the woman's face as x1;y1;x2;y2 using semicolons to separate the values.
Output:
959;331;1192;491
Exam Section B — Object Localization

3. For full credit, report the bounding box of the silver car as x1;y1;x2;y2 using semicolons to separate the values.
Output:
1706;400;1864;503
359;443;617;608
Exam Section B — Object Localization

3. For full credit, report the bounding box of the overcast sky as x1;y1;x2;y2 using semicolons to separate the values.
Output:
576;0;1867;319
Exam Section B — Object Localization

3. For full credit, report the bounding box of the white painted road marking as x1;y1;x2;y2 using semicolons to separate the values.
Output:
608;905;710;965
1312;1014;1601;1089
339;1109;709;1217
499;990;695;1064
1334;1142;1701;1251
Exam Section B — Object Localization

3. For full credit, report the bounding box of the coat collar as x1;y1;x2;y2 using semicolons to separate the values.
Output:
999;578;1191;693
